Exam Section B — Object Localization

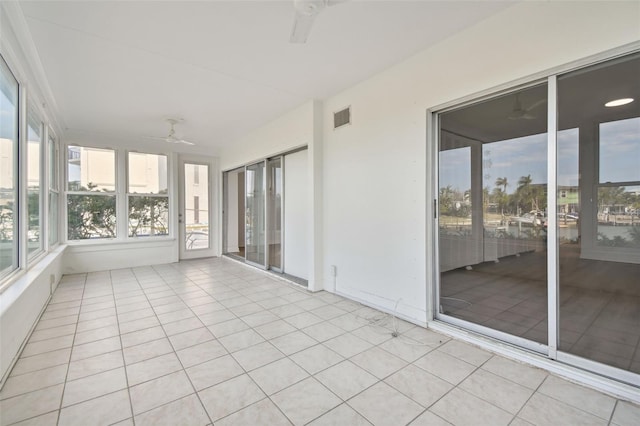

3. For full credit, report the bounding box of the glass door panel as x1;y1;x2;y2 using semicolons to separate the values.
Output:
438;83;549;345
222;167;245;258
246;161;266;267
557;54;640;376
268;158;283;271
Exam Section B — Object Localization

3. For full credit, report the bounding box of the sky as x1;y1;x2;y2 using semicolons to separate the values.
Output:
439;117;639;194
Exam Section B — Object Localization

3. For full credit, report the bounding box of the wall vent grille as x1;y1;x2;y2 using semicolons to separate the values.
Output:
333;107;351;129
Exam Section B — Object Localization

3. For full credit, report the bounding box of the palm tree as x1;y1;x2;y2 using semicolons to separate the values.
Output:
495;177;508;194
517;175;533;213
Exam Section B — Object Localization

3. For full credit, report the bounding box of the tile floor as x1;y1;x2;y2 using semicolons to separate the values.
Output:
1;258;639;426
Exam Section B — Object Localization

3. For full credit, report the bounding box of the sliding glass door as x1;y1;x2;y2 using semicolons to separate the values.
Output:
435;52;640;383
267;157;283;272
245;161;266;268
438;83;549;351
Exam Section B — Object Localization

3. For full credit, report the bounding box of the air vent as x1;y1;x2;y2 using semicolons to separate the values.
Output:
333;107;351;129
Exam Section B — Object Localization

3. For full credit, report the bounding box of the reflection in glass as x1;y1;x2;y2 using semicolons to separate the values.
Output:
49;192;58;245
268;158;283;270
558;54;640;374
222;168;245;257
27;114;42;256
0;57;19;277
246;162;266;266
184;163;209;250
439;84;548;344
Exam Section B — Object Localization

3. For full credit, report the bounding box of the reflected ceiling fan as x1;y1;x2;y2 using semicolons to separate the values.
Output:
144;118;195;145
508;94;546;120
289;0;347;44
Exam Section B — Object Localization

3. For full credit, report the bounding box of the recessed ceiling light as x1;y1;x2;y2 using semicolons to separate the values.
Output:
605;98;634;107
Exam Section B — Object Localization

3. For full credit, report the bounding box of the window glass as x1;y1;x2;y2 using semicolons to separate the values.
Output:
0;56;19;278
67;146;116;240
599;118;640;184
127;152;169;237
67;146;115;192
127;152;168;194
27;111;43;256
49;134;59;245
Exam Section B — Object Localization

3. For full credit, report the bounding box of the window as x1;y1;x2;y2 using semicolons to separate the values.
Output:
127;152;169;237
67;146;116;239
27;109;43;258
49;134;59;245
193;196;200;223
0;55;19;278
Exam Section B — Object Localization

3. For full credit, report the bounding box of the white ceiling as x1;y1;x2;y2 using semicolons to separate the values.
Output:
19;0;514;154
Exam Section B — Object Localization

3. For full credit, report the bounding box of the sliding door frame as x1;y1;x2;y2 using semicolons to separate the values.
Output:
429;44;640;387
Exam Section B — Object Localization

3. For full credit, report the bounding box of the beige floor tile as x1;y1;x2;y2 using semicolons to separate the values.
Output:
348;382;425;426
73;325;120;346
161;317;205;336
459;369;534;415
216;398;292;426
271;377;341;425
378;337;435;363
134;394;210;426
168;327;215;351
240;310;279;327
401;328;449;346
28;324;76;343
231;341;284;371
270;330;318;355
118;316;160;334
129;370;194;415
207;318;250;338
310;305;348;321
308;403;371;426
324;333;373;359
123;338;173;365
198;309;237;326
58;389;131;426
11;348;71;376
315;360;378;400
350;346;407;379
254;319;297;340
538;375;616;420
67;350;123;381
198;374;265;421
75;315;118;333
302;322;346;342
384;364;453;408
409;410;452;426
121;326;166;348
0;364;68;400
9;410;59;426
126;352;183;385
290;344;344;375
414;350;476;385
518;393;607;426
22;334;74;357
218;329;265;353
352;325;394;346
431;387;513;426
0;384;64;425
186;354;245;391
284;312;325;329
438;340;492;366
62;367;127;407
71;336;121;362
249;357;309;395
481;356;547;390
328;313;367;332
612;400;640;426
34;315;79;331
176;339;227;368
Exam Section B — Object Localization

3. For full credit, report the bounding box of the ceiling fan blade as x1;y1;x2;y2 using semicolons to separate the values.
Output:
290;11;317;43
175;139;195;146
525;99;547;112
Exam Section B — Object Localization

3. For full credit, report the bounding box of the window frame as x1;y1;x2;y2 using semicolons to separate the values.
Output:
26;104;45;261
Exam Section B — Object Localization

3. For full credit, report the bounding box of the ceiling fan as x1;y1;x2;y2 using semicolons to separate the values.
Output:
508;94;546;120
144;118;195;145
289;0;347;44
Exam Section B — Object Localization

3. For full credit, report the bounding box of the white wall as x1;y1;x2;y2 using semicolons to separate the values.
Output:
219;101;314;171
321;1;640;324
284;150;309;280
1;247;66;384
